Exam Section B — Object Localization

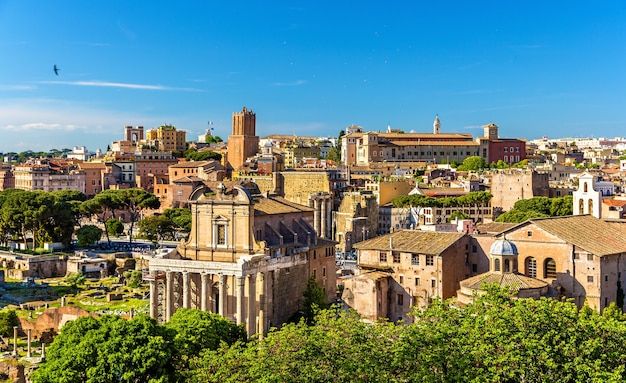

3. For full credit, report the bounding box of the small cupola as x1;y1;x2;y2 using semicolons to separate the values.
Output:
489;237;518;274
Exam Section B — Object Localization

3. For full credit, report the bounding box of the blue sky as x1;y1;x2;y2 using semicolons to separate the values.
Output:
1;1;625;153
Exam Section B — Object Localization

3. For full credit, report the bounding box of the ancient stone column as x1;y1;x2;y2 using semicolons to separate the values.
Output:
218;274;226;317
247;274;256;335
201;273;209;311
320;196;328;238
236;276;245;325
257;272;266;338
182;271;190;309
165;271;173;321
313;198;321;237
149;274;157;319
12;326;17;357
27;329;31;358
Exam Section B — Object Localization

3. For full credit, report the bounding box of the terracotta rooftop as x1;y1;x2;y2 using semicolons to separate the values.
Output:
354;230;466;255
254;195;313;216
603;199;626;207
169;160;217;168
460;272;548;292
390;140;480;147
476;222;518;235
514;215;626;257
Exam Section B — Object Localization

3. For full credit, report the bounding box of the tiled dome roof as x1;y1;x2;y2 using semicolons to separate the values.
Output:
490;238;518;256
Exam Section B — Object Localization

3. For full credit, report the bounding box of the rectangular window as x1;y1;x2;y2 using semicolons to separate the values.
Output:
397;294;404;306
504;147;508;152
426;255;434;266
431;279;436;288
379;252;387;262
399;275;404;284
216;224;226;245
415;277;420;286
393;252;401;263
587;276;594;283
472;264;478;272
587;254;594;261
411;254;419;265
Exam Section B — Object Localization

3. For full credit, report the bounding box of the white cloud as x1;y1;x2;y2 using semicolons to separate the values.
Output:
0;85;37;91
270;80;307;87
4;123;84;132
37;80;204;92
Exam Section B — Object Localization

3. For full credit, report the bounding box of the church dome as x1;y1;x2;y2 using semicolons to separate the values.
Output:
490;238;518;256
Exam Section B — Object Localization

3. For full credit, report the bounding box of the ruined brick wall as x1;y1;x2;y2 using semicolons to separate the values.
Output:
269;262;309;325
19;306;96;339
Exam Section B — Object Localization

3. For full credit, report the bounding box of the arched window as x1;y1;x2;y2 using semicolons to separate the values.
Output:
584;182;588;192
544;258;556;278
588;199;593;214
579;199;584;214
526;257;537;278
504;259;511;273
494;258;501;272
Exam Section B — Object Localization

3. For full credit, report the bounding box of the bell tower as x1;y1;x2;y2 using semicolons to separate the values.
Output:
433;115;441;134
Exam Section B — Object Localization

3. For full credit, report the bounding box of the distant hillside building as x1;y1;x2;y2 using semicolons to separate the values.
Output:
146;124;187;152
341;120;525;167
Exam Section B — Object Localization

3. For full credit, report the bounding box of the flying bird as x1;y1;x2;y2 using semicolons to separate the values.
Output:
53;65;59;75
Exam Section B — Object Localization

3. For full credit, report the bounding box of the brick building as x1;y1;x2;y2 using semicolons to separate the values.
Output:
472;215;626;312
343;230;471;322
227;107;259;171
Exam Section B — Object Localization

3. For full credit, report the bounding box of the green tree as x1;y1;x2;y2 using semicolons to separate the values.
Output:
205;135;223;144
163;208;192;233
0;310;19;337
193;309;400;383
301;277;330;324
138;215;175;246
116;189;161;245
496;209;549;223
123;270;143;288
550;195;573;216
105;217;124;237
0;189;27;245
184;147;222;161
41;190;87;246
456;156;488;171
65;272;86;288
166;308;246;376
75;225;102;247
496;196;573;223
80;190;123;245
31;315;176;383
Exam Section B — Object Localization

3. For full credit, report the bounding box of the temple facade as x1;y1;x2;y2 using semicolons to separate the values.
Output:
147;183;336;336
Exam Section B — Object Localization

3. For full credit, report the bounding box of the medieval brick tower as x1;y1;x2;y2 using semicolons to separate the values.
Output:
228;107;259;170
